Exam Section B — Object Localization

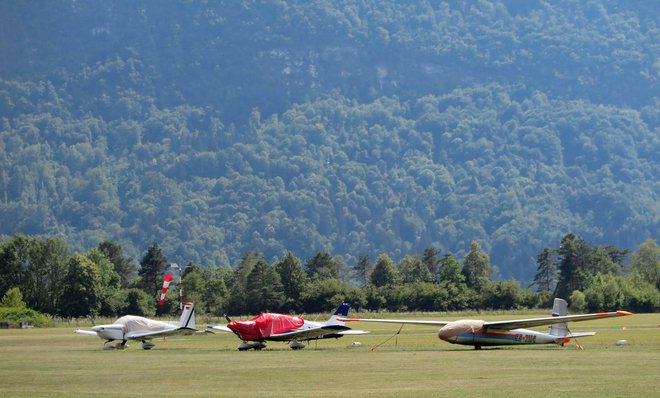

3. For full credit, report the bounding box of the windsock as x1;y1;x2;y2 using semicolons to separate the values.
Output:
159;273;173;305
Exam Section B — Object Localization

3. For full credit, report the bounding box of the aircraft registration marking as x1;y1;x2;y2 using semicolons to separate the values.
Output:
461;332;537;343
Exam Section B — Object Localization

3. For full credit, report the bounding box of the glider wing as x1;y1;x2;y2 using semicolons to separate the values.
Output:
339;317;451;326
483;311;633;330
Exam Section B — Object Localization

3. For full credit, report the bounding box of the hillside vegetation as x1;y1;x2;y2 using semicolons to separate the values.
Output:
0;0;658;281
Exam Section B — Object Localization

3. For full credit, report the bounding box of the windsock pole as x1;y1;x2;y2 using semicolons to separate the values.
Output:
178;268;183;315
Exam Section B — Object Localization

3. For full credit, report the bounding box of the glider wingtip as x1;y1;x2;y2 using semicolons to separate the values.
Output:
617;310;633;316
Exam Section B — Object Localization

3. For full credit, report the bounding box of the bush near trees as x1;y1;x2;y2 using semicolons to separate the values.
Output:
0;234;657;321
0;287;50;327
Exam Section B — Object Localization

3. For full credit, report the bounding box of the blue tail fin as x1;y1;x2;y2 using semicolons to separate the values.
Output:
334;303;350;317
327;303;351;325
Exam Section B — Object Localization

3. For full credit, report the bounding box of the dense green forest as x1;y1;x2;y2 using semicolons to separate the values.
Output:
1;234;658;321
0;1;658;283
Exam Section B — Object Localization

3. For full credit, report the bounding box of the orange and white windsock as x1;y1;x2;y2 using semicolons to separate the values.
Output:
159;273;173;305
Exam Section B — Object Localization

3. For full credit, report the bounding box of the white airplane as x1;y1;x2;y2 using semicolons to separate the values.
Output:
75;302;198;350
208;303;368;350
339;298;632;350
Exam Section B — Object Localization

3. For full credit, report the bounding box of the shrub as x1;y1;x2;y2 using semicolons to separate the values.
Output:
0;307;50;327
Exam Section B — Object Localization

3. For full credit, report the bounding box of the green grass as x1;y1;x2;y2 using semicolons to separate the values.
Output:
0;312;658;397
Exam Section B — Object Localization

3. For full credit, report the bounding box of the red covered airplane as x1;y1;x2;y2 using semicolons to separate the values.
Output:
208;304;368;350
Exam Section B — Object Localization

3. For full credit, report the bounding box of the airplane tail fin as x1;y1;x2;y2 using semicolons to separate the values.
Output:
549;298;569;337
179;302;196;330
325;303;351;326
549;298;597;346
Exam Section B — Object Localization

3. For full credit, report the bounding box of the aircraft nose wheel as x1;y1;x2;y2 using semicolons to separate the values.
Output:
237;342;267;351
289;341;306;350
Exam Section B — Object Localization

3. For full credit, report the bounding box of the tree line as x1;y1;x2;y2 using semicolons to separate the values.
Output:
1;233;658;324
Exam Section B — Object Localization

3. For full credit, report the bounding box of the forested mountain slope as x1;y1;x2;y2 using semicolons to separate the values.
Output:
0;1;657;281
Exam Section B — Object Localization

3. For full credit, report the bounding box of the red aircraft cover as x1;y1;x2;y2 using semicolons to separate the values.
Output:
228;313;305;340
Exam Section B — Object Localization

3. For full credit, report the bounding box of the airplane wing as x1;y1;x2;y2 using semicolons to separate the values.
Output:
125;327;197;340
74;329;98;336
336;330;370;335
482;310;633;330
207;325;233;333
267;325;368;342
339;317;451;327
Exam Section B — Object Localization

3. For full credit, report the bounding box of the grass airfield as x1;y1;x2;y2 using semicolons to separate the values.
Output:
0;311;658;397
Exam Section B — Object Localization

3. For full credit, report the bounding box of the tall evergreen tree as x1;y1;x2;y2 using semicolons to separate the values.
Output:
461;241;492;291
231;251;263;289
531;248;557;293
421;247;441;280
274;251;307;312
97;240;136;287
353;254;373;287
225;282;248;315
137;242;168;297
305;251;340;280
554;233;591;299
245;259;284;313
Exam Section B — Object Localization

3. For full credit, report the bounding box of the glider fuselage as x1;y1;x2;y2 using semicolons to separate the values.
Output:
442;327;560;346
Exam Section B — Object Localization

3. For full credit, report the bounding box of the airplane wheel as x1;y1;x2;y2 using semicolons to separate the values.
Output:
290;341;306;350
238;343;253;351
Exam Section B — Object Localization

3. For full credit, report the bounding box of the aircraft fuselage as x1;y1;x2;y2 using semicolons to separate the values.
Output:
92;324;125;341
441;327;561;347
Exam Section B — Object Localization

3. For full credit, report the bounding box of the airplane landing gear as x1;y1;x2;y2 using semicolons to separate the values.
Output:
237;342;267;351
102;340;127;350
289;341;306;350
141;341;155;350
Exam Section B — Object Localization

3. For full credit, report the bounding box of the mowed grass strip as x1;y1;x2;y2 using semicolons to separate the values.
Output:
0;312;657;397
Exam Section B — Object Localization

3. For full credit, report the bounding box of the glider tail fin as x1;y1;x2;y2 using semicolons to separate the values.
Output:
326;303;351;326
179;302;196;330
549;298;569;337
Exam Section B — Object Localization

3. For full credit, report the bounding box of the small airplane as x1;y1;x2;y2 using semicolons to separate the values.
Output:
208;303;369;350
75;302;198;350
339;298;632;350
